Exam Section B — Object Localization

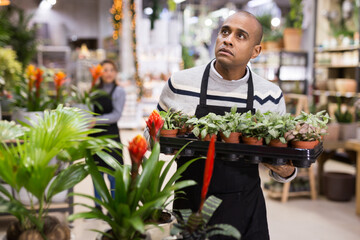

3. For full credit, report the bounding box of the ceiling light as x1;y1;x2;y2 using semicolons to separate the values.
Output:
39;0;52;10
174;0;186;3
247;0;272;8
0;0;10;6
271;17;280;27
205;18;213;26
144;7;153;15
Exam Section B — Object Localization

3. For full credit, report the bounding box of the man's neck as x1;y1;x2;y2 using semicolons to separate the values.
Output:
214;61;247;80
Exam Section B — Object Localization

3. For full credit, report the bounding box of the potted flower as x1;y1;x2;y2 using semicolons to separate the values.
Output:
159;108;180;137
51;71;68;109
220;106;242;143
283;0;303;51
170;135;241;240
188;113;223;141
264;112;296;147
69;111;198;240
285;110;329;149
0;105;120;240
238;110;267;145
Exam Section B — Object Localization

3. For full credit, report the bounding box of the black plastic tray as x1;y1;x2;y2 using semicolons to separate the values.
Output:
160;136;323;168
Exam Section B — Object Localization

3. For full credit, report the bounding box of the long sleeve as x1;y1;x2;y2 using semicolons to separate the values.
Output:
95;86;126;124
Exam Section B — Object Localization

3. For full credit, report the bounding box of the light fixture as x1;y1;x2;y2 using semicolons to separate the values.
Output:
247;0;272;8
271;17;281;27
39;0;56;10
144;7;153;15
0;0;10;6
205;18;213;26
174;0;186;4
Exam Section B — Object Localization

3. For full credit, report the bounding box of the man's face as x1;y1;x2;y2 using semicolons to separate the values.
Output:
215;13;261;68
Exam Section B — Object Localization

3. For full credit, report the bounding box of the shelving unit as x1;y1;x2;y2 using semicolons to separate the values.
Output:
251;50;308;94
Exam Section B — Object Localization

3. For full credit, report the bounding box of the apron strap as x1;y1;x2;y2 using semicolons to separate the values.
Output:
199;61;255;110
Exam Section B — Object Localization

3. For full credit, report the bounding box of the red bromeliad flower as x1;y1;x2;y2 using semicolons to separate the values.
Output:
146;110;164;142
54;71;67;92
34;68;44;98
128;135;147;179
89;64;103;89
199;134;216;212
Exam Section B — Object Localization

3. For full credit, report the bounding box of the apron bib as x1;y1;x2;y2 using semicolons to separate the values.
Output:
91;83;123;167
174;62;269;240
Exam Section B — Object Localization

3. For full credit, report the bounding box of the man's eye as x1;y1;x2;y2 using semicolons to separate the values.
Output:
221;29;229;35
238;33;245;39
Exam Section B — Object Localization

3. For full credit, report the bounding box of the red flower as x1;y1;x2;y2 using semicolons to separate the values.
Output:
34;68;44;98
128;135;147;179
199;134;216;212
146;110;164;142
54;71;67;91
89;64;103;89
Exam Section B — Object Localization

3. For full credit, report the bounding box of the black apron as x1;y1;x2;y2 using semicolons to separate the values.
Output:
173;62;269;240
91;84;123;168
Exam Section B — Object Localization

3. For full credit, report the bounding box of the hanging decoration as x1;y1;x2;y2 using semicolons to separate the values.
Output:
0;0;10;6
110;0;123;40
130;0;143;99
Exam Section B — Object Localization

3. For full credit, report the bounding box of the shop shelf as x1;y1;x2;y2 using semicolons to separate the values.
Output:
159;136;323;168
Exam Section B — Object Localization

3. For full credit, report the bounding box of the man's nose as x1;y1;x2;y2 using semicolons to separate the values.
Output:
223;34;233;46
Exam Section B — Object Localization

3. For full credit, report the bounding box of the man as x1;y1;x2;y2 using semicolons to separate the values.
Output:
156;11;296;240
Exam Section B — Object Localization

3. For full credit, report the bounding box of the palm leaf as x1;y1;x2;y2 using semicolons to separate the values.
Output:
0;120;26;142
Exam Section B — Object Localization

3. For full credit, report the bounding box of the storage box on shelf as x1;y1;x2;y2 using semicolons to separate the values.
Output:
250;50;308;94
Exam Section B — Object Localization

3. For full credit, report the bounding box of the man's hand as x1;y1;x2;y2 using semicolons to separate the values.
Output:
262;162;295;179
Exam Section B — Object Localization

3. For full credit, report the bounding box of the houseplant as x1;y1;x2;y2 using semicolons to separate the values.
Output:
187;113;224;141
257;13;283;50
283;0;303;51
334;100;357;140
170;135;241;240
159;108;180;137
69;111;199;240
220;106;242;143
264;112;296;147
0;105;121;239
284;110;329;149
238;110;267;145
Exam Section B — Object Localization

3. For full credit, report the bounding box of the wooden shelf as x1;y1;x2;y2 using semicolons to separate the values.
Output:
313;90;360;98
261;49;308;54
266;190;312;199
314;64;360;68
315;46;360;53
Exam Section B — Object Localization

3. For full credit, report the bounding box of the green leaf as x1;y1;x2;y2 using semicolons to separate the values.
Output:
201;195;222;224
206;224;241;239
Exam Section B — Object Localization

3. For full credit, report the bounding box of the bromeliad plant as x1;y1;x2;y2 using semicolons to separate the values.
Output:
171;135;241;240
284;110;329;142
52;71;68;109
0;105;121;239
69;110;198;240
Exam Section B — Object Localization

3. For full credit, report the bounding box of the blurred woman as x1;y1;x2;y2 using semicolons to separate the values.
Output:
91;59;125;211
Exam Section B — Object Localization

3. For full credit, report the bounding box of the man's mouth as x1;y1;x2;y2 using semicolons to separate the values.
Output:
218;48;233;56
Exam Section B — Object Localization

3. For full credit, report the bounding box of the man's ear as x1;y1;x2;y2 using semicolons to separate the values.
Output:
251;44;262;59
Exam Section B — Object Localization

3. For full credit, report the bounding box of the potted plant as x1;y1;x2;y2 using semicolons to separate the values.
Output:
188;113;223;141
283;0;303;51
174;112;190;135
0;105;121;240
238;110;267;145
69;111;199;240
220;106;242;143
264;112;296;147
334;100;357;140
159;108;180;137
285;110;329;149
170;135;241;240
257;13;283;50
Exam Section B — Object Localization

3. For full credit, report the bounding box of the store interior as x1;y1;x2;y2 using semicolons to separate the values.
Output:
1;0;360;239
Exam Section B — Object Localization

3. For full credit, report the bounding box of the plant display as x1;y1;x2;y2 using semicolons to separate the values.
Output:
238;110;268;139
171;135;241;240
284;111;329;142
187;113;224;140
69;110;198;240
264;112;296;144
0;105;120;239
221;106;242;138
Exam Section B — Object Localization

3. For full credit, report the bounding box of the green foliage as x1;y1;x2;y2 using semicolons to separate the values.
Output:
221;106;242;138
238;110;268;139
188;113;225;140
0;6;37;69
69;141;198;240
159;109;179;130
182;46;195;69
70;85;107;112
285;0;303;29
171;195;241;240
257;13;283;42
0;120;26;142
264;112;296;144
0;105;120;235
0;48;22;91
335;101;353;123
284;110;330;141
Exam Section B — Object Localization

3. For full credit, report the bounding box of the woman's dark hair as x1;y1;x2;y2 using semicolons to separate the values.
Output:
97;59;118;88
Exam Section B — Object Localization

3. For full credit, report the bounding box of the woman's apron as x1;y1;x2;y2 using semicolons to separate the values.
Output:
173;62;270;240
91;84;123;168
